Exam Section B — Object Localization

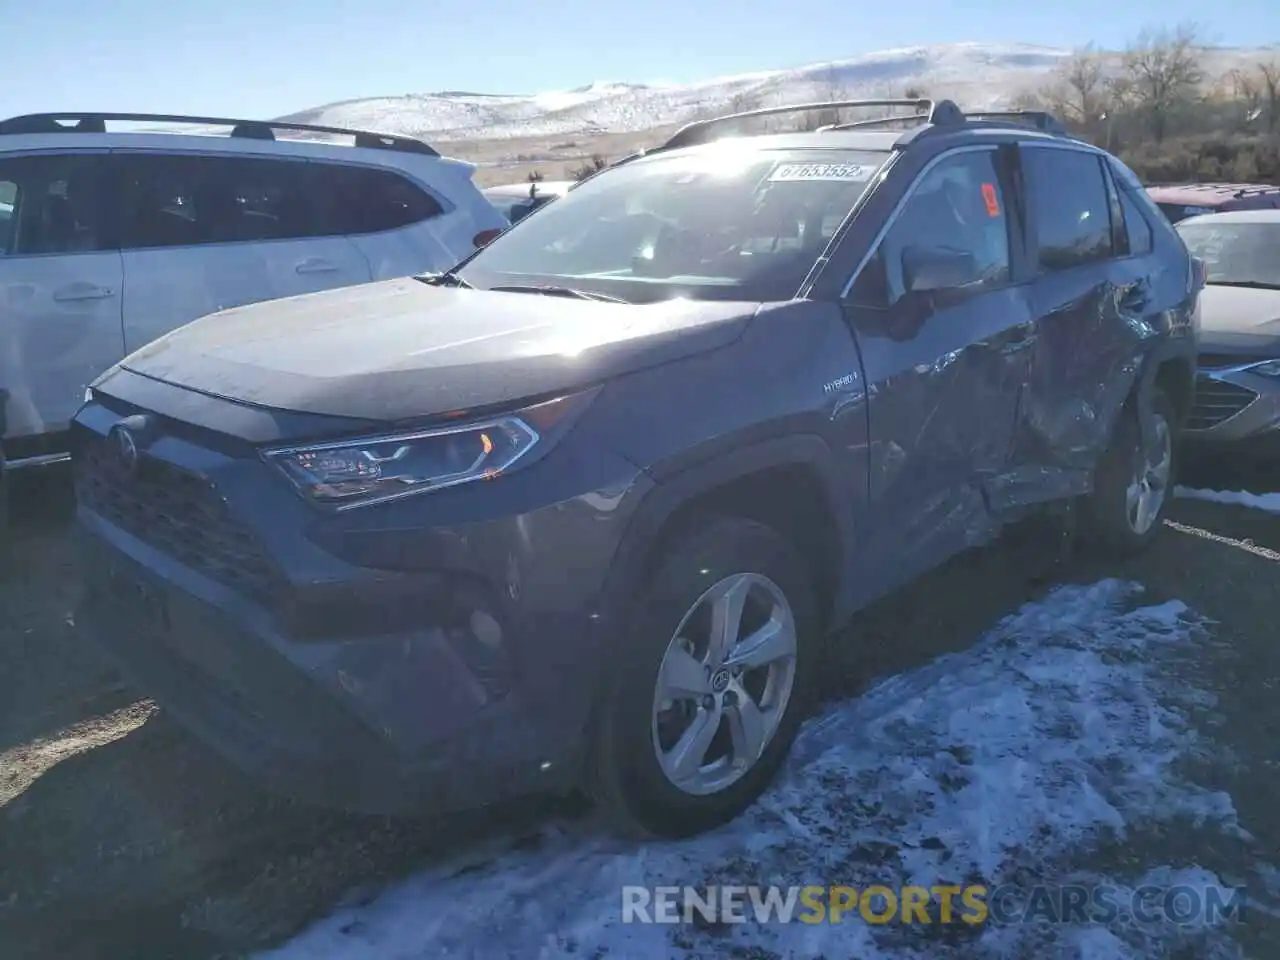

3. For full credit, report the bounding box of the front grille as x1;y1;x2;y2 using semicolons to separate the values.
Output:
75;437;283;606
1186;375;1259;430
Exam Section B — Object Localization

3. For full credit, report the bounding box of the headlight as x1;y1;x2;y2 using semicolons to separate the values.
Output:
1247;359;1280;378
263;392;594;510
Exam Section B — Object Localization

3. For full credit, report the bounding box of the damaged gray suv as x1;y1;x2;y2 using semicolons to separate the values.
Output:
73;99;1200;839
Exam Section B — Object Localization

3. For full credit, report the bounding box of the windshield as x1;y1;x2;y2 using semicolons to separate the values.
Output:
1176;220;1280;289
458;146;890;303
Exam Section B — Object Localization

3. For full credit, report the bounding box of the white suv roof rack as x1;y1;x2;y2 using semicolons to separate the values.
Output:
0;111;440;157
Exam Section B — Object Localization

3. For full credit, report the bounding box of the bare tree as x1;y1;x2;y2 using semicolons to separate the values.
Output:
1040;45;1108;132
1258;61;1280;132
1009;90;1046;111
1225;68;1262;130
1122;24;1206;142
1099;74;1136;150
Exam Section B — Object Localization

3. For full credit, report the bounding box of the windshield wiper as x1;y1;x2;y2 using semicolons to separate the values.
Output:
415;270;473;289
488;283;626;303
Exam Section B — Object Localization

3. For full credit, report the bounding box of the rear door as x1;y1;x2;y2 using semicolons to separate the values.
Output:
115;151;372;353
841;144;1035;598
1016;145;1136;486
0;151;123;446
309;161;459;280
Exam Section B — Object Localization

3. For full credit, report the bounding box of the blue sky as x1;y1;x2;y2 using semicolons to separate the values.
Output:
4;0;1276;120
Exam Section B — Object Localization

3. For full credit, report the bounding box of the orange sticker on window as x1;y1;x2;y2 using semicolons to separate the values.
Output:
981;183;1001;217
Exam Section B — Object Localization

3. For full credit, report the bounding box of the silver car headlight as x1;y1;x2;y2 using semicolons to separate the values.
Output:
264;393;592;510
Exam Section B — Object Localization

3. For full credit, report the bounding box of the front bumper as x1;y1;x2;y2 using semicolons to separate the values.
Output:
1181;366;1280;452
72;388;651;816
78;517;564;815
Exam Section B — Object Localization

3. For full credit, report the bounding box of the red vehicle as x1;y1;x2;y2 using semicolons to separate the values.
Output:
1146;182;1280;223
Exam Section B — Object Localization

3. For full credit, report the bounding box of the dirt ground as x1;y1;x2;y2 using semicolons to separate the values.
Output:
2;458;1279;959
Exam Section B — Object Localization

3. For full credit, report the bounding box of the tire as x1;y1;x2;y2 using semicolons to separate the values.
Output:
1081;386;1176;557
591;515;819;839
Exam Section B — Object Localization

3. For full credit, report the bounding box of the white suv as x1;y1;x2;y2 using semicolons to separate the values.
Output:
0;111;506;508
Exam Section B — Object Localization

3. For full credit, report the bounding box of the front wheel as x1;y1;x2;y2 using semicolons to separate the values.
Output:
1082;386;1176;556
591;516;819;839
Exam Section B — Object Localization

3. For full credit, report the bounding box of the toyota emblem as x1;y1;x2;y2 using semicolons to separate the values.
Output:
110;425;139;474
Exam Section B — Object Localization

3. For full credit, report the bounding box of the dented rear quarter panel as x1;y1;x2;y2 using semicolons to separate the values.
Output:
1015;170;1198;490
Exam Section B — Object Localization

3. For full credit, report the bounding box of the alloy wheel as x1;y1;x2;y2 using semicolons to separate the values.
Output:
650;572;798;797
1126;411;1172;536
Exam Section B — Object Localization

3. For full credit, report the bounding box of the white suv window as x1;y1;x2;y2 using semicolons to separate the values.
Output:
117;153;319;249
309;162;444;236
0;154;110;257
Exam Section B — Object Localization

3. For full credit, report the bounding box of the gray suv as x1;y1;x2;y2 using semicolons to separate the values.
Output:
72;99;1200;839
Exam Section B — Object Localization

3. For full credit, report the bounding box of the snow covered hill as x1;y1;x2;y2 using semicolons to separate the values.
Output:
278;43;1073;142
276;41;1271;144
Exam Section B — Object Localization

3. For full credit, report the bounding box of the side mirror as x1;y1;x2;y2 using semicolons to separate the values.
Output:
901;245;978;293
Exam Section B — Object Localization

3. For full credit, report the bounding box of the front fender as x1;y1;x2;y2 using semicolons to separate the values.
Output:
598;432;853;623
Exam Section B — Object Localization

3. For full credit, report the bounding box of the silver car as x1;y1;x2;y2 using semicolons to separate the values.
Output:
1176;209;1280;456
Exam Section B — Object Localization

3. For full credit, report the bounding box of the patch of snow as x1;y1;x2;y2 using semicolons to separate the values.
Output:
274;43;1270;143
1175;486;1280;515
263;580;1247;959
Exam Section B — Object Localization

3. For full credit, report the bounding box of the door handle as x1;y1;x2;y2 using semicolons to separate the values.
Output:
53;283;116;302
295;258;339;275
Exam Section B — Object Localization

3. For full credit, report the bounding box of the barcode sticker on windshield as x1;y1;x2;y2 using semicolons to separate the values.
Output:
768;163;876;183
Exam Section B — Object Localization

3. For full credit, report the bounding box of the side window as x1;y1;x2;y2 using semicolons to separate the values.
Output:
311;164;444;236
1024;148;1113;271
848;149;1011;310
118;154;316;250
0;154;110;257
1117;189;1154;256
0;175;15;255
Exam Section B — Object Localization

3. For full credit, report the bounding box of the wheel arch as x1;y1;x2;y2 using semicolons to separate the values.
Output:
601;434;853;633
1133;340;1196;448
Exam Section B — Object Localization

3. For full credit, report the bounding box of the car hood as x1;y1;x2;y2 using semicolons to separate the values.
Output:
1197;284;1280;355
116;278;758;421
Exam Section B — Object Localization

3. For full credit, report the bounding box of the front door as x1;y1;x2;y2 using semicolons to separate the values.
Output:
842;145;1034;602
114;151;372;353
0;152;123;448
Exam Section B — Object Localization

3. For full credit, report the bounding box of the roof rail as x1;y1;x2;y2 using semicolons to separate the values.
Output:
961;110;1067;135
819;113;932;132
1233;184;1280;198
0;111;440;156
658;98;961;152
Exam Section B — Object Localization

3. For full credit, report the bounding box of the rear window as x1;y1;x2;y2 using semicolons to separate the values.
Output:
310;163;445;235
458;146;890;303
1176;220;1280;289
